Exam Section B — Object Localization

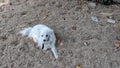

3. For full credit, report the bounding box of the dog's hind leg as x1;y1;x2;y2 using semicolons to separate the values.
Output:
32;33;38;43
19;27;32;36
33;37;38;43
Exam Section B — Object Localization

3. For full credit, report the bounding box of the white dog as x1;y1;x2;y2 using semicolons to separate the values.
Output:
19;24;58;59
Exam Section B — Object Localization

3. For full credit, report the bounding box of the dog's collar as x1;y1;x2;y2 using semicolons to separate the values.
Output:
42;44;44;49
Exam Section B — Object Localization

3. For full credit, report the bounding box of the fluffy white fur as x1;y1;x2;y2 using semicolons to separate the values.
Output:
19;24;58;59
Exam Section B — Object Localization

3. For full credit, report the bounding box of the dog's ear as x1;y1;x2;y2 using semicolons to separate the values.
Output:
49;29;54;34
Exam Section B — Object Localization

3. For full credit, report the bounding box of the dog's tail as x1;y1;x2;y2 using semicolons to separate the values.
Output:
19;27;32;36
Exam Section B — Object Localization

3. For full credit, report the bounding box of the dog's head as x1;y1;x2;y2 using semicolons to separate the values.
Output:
38;30;53;49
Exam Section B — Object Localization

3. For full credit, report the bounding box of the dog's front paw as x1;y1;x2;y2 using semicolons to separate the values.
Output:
51;47;58;59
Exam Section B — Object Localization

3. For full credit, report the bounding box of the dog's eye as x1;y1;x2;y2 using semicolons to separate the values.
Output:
46;35;48;37
41;35;43;37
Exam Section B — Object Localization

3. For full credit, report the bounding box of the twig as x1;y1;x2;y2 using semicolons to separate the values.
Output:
0;0;9;7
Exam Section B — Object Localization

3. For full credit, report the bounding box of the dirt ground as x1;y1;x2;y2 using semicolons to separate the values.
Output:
0;0;120;68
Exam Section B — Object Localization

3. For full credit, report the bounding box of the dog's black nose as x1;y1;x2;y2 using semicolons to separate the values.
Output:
43;40;46;42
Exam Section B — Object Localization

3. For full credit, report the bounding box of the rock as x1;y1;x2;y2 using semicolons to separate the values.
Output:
71;25;77;30
107;19;115;24
88;2;96;8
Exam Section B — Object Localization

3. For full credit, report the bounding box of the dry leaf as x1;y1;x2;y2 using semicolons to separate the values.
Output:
114;21;120;34
114;21;120;28
51;55;56;61
76;65;82;68
103;52;107;57
57;39;63;46
21;11;28;16
0;3;5;7
0;0;9;7
116;36;120;40
60;41;63;46
43;15;48;20
114;41;120;47
18;23;28;28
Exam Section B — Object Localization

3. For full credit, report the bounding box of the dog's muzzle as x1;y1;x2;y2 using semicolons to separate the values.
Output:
43;35;50;42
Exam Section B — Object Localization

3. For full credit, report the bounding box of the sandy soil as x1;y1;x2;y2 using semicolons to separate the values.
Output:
0;0;120;68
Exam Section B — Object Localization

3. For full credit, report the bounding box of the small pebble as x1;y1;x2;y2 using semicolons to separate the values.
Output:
71;25;77;30
91;16;99;22
84;42;88;46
